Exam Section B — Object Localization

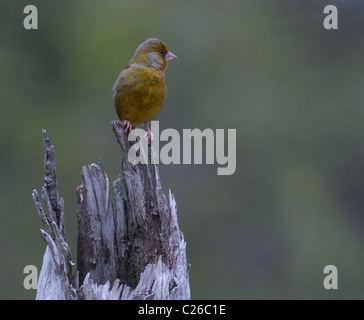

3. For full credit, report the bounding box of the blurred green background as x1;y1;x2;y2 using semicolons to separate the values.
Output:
1;0;364;299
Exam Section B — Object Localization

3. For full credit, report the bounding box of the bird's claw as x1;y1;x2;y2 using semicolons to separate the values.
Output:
122;120;132;133
143;131;154;144
143;122;153;144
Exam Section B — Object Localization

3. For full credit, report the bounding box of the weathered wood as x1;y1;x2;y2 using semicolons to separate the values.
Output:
112;120;190;297
33;130;76;300
76;161;117;286
34;123;190;300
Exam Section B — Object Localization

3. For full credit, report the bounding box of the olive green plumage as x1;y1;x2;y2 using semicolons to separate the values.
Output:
112;38;177;128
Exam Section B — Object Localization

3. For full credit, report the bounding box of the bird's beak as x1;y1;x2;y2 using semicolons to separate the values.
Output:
166;51;178;61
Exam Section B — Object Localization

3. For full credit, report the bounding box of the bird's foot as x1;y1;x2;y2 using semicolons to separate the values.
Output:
143;122;153;144
122;120;132;133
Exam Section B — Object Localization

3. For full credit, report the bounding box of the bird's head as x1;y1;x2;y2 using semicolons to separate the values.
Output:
131;38;177;70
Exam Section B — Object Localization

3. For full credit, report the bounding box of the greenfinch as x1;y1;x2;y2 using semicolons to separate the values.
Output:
112;38;177;140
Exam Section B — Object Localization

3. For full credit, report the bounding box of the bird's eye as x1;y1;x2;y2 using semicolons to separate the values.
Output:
159;49;165;56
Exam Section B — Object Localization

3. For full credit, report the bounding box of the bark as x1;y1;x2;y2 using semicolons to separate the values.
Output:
33;122;190;300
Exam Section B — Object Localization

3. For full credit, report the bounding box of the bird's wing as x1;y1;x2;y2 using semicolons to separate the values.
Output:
112;65;141;97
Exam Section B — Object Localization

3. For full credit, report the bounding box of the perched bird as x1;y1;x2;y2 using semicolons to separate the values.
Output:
112;38;177;141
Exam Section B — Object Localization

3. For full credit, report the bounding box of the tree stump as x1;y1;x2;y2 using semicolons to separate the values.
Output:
32;121;190;300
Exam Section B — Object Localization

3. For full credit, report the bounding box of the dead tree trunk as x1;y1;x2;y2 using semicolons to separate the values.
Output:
32;121;190;300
